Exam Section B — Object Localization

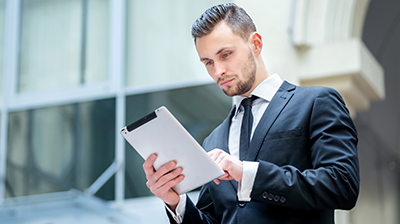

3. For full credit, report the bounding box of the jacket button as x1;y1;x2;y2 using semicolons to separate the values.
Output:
267;194;274;201
280;197;286;203
274;195;280;202
262;192;268;199
238;201;246;207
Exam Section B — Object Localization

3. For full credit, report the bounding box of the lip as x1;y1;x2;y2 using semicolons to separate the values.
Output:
220;78;234;86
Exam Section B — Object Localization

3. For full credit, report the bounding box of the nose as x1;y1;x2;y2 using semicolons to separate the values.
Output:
214;62;226;78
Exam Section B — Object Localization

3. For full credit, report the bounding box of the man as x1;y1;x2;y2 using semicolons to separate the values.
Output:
143;3;359;224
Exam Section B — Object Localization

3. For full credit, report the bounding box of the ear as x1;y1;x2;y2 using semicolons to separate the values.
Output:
250;32;263;56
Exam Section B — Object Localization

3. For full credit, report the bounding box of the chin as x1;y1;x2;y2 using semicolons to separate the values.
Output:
221;88;237;97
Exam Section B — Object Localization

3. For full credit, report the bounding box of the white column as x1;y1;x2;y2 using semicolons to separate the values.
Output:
0;0;21;205
109;0;126;205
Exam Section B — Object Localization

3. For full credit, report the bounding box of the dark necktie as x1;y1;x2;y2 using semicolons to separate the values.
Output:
239;95;258;161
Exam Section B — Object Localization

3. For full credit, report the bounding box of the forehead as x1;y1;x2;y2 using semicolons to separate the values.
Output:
195;22;246;58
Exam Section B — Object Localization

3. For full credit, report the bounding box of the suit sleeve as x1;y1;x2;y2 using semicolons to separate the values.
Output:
166;184;218;224
250;88;360;210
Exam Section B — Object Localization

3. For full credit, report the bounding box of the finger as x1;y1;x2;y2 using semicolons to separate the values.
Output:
219;175;232;181
208;148;223;157
218;171;230;179
148;161;176;186
219;160;242;182
152;173;185;197
144;159;176;188
150;173;184;203
212;171;230;185
152;166;183;190
209;149;223;162
214;152;228;166
143;154;157;175
159;174;185;192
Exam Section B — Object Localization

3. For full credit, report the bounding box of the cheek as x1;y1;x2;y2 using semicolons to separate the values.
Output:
230;56;247;72
206;67;218;81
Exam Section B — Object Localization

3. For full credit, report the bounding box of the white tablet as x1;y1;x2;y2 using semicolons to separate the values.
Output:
120;106;224;195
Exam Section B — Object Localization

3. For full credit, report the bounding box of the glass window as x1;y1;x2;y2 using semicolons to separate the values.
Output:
85;0;109;84
124;83;232;198
0;0;5;105
126;0;226;87
18;0;109;94
6;98;116;200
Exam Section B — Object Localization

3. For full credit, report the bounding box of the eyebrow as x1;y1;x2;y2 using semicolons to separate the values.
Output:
200;47;231;62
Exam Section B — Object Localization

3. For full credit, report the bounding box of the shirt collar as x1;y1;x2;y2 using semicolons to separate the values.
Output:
233;73;284;115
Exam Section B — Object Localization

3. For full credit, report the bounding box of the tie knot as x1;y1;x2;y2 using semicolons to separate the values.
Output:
241;95;258;107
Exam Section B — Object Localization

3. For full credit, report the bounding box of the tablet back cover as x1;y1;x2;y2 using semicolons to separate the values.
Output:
120;106;224;195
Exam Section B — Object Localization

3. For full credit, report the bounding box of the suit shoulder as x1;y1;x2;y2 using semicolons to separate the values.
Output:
203;123;224;151
202;107;233;151
294;85;342;99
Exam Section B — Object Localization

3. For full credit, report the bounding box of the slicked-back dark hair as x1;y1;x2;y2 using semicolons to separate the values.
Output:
191;3;256;42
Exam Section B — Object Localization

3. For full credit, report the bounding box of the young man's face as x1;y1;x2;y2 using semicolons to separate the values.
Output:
195;22;257;97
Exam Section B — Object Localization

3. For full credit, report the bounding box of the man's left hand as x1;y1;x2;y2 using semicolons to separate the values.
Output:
208;149;243;184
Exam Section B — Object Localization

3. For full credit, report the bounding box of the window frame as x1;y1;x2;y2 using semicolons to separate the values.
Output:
0;0;216;205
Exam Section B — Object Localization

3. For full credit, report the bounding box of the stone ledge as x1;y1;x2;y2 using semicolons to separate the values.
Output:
299;39;384;117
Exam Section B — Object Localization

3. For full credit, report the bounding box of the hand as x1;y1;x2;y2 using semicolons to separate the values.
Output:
208;149;243;185
143;153;184;210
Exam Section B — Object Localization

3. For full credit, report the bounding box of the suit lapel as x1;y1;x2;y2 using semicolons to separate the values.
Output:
246;81;296;161
213;105;236;154
212;106;239;191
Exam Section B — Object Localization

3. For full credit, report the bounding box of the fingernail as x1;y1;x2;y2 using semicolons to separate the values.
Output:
175;167;182;174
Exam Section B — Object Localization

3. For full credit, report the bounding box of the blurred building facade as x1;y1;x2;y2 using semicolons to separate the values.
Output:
0;0;399;223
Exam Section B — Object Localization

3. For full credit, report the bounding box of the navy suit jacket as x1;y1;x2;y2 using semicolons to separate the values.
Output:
168;81;359;224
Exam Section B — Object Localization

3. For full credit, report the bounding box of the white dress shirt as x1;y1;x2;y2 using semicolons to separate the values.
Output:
167;74;284;223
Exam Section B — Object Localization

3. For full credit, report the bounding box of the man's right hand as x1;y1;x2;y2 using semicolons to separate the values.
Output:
143;153;184;210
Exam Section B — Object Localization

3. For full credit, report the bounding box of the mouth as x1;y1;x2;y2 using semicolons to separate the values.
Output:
219;78;235;87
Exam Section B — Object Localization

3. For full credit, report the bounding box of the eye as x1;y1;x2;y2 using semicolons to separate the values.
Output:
222;52;231;58
206;60;214;66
